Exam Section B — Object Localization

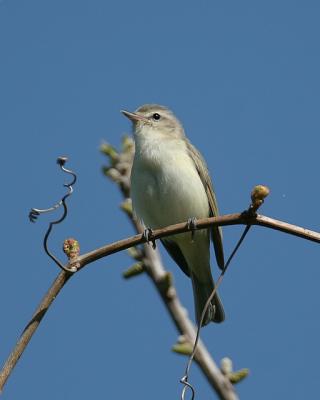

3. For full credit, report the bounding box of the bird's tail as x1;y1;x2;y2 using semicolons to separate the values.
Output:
191;272;225;326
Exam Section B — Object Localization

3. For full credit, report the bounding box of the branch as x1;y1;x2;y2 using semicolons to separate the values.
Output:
71;213;320;271
0;271;72;392
2;210;317;396
142;244;237;399
1;138;319;397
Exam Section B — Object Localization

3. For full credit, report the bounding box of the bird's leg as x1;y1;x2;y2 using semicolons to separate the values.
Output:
142;227;156;249
187;217;197;242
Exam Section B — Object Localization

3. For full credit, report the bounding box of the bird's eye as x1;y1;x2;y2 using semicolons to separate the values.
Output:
152;113;161;120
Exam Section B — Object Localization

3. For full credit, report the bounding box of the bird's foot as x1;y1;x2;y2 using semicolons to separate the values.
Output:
187;217;197;242
142;227;156;249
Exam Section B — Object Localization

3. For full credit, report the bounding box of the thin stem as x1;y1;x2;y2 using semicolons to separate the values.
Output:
180;225;251;399
75;213;320;271
0;271;72;392
1;211;319;393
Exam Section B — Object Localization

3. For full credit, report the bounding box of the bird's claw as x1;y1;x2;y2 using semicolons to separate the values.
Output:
143;227;156;249
187;217;197;242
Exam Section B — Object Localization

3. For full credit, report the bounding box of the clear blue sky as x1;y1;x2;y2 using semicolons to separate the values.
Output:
1;1;320;399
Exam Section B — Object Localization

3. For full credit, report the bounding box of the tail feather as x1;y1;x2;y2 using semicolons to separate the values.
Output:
191;273;225;326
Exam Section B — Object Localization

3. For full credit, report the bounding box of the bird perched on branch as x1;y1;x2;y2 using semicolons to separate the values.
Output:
122;104;225;326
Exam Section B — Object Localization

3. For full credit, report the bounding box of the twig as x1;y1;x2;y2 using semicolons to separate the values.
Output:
142;244;237;400
180;185;269;399
2;142;320;397
72;213;320;271
1;211;319;394
0;271;72;392
180;225;252;400
29;157;78;272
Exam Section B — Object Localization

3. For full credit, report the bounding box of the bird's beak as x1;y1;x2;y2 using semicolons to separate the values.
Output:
121;110;148;123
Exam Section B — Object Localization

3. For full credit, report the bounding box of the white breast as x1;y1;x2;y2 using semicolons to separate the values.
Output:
130;133;209;230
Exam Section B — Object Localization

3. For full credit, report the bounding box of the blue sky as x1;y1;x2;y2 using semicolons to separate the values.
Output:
1;1;320;399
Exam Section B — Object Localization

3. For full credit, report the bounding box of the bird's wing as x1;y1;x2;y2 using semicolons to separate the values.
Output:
161;239;191;277
186;140;225;269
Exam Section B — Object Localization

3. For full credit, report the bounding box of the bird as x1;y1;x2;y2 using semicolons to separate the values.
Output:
122;104;225;326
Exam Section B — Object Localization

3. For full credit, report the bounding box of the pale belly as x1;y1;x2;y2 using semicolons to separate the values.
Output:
130;151;209;231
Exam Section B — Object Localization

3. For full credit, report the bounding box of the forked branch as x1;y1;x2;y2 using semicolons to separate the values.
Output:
1;141;319;399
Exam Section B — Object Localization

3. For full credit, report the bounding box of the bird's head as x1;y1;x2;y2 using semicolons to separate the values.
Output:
121;104;185;140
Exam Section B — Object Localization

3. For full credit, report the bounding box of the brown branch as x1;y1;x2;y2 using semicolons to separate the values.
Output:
1;212;319;395
253;215;320;243
141;244;237;399
2;209;317;395
74;213;320;271
2;139;319;397
0;271;72;392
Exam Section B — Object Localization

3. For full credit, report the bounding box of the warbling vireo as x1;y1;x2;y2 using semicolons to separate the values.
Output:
122;104;225;326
